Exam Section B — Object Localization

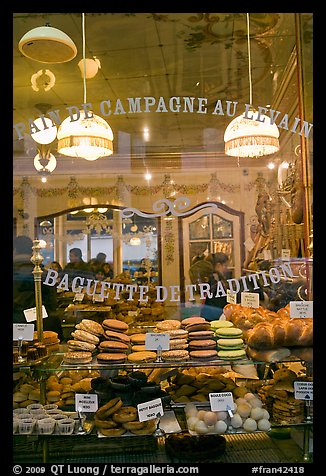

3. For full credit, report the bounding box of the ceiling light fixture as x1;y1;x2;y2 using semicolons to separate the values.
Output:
224;14;280;158
57;13;113;161
18;24;77;63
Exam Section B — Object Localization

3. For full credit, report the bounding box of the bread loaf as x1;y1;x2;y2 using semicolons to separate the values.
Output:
246;318;313;349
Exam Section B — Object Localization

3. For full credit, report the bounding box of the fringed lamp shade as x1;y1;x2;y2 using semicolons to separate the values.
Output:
224;110;280;158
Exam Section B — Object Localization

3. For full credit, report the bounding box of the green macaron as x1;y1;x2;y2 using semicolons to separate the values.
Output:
215;327;243;338
217;338;244;350
217;349;247;360
210;320;234;329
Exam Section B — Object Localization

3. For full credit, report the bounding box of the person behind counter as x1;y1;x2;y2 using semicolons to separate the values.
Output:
64;248;94;283
13;235;64;341
200;252;265;321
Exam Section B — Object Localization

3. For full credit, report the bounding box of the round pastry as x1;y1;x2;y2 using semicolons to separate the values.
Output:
94;418;118;429
112;406;138;423
189;350;218;360
47;390;61;402
104;330;130;344
188;339;217;350
71;329;100;345
19;384;35;395
215;327;243;339
63;351;93;364
96;352;127;363
13;392;27;403
163;329;188;339
99;340;129;352
156;319;181;331
67;340;96;352
33;330;58;345
78;319;104;336
210;320;235;329
102;319;129;334
216;338;244;350
188;330;215;340
161;350;189;361
217;349;247;360
169;339;188;350
99;427;126;436
181;316;207;326
130;334;146;345
127;351;157;363
185;323;211;332
122;420;145;431
95;397;123;419
131;344;147;352
130;419;156;435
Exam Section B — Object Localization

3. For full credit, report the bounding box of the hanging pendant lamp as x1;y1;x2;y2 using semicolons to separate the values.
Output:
57;13;113;160
224;14;280;158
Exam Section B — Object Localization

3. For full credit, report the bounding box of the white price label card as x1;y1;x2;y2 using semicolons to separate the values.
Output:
209;392;235;412
226;289;237;304
75;393;98;412
145;332;170;351
13;323;35;341
294;381;313;401
263;249;272;260
93;294;104;303
244;237;255;252
290;301;313;318
137;398;163;422
74;293;85;302
241;292;260;308
23;305;48;323
281;249;291;260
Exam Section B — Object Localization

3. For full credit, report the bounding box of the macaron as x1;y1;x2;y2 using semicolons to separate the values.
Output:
99;340;129;353
188;339;217;350
217;349;247;360
216;338;244;350
103;330;130;344
97;353;127;363
210;320;234;329
102;319;129;334
161;350;189;361
215;327;243;339
181;316;207;327
188;330;215;340
130;334;146;345
189;350;218;360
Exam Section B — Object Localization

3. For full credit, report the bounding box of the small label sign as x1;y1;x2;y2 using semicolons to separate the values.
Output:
244;237;255;252
227;289;237;304
75;393;98;412
23;305;48;323
74;293;85;302
290;301;313;319
93;294;104;303
145;333;170;351
294;381;313;401
13;323;35;341
281;249;291;260
241;292;260;308
263;249;272;260
209;392;235;412
137;398;163;422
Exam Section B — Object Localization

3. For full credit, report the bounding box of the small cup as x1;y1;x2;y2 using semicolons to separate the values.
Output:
13;419;19;434
46;409;63;416
43;404;58;412
34;413;48;421
13;408;29;415
29;409;47;417
18;418;35;435
17;413;34;420
37;418;56;435
57;418;75;435
27;403;44;412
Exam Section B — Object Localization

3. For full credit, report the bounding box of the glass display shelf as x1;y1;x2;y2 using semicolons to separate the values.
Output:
29;351;307;373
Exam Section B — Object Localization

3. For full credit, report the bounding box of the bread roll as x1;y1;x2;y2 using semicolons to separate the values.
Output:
246;318;313;349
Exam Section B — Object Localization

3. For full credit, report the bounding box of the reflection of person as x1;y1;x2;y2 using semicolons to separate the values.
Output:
64;248;93;283
96;252;107;265
189;254;213;285
13;236;64;341
200;252;229;321
102;262;114;279
44;261;63;284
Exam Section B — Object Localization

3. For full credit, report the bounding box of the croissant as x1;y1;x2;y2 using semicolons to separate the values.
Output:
246;317;313;349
